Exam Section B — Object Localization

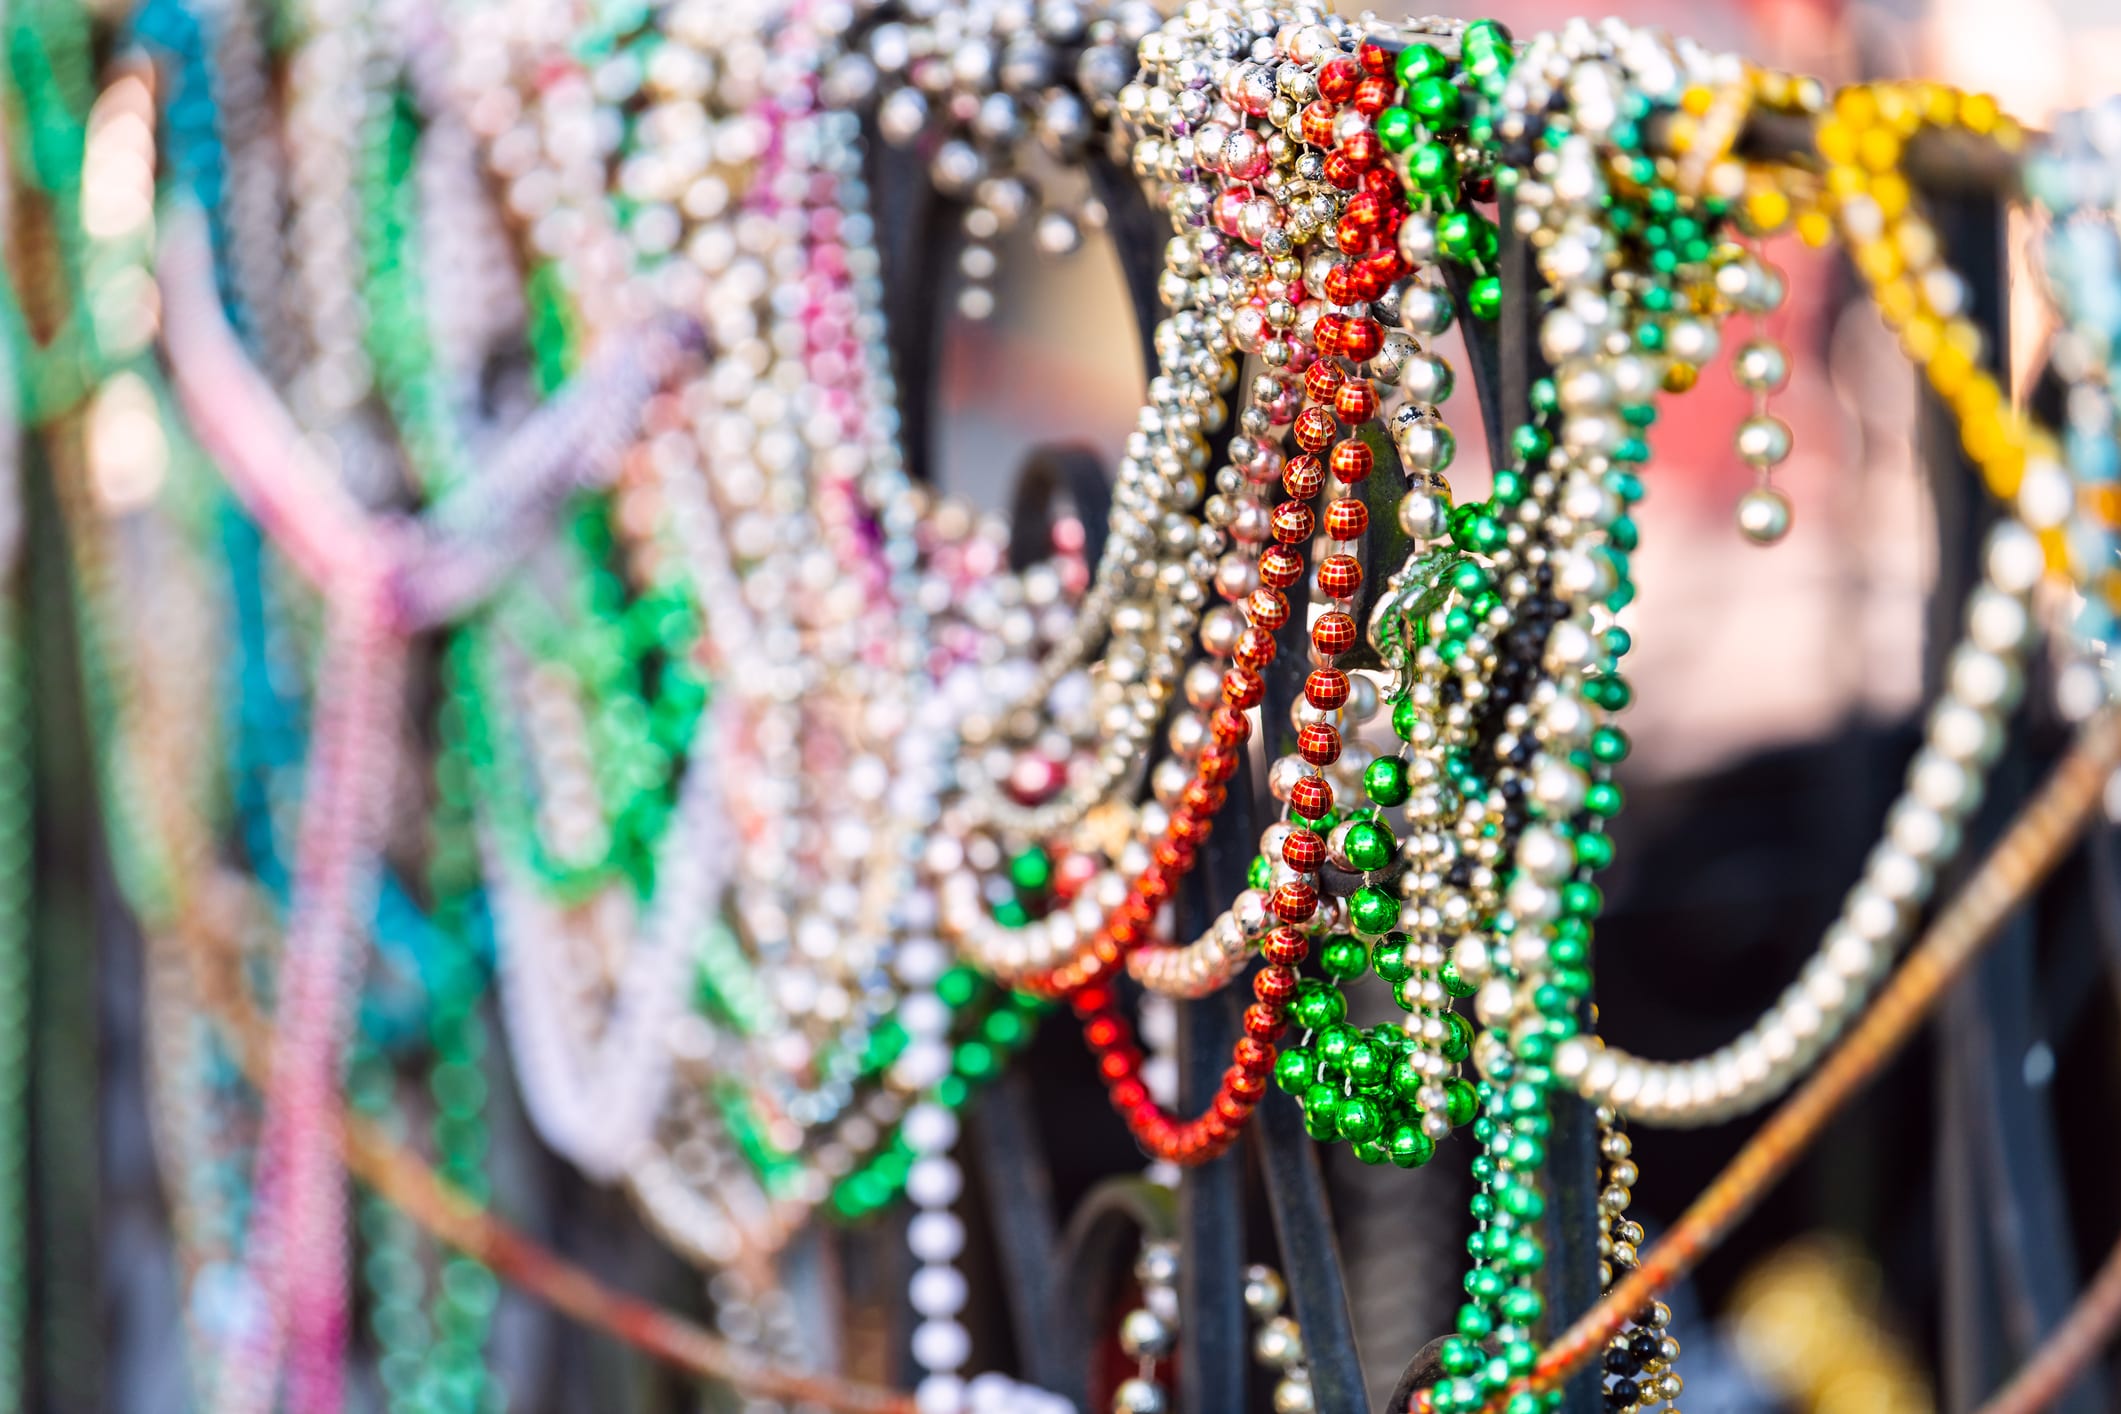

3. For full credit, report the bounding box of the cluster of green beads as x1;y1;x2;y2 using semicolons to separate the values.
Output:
1377;21;1516;320
1269;936;1479;1169
1430;149;1754;1414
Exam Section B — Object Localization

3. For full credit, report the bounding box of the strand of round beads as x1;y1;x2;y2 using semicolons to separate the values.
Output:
854;0;1150;313
1556;75;2078;1126
1591;1114;1682;1414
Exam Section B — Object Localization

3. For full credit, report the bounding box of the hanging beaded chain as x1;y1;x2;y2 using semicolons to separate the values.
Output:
1555;76;2099;1128
1107;1253;1315;1414
2027;100;2121;690
1244;1265;1318;1414
1264;21;1507;1172
1404;22;1818;1410
1110;1239;1180;1414
1592;1113;1683;1414
1728;270;1797;545
850;0;1154;311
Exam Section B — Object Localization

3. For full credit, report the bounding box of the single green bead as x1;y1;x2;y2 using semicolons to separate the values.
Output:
1321;934;1369;981
1344;819;1395;872
1445;1075;1480;1127
1510;423;1551;463
1574;831;1614;872
1347;1038;1389;1091
1469;1154;1497;1184
1547;932;1587;968
1468;276;1502;320
1507;1134;1545;1168
1375;105;1418;152
1274;1047;1315;1094
1391;1054;1427;1099
1373;935;1413;985
1585;780;1624;817
1293;984;1345;1029
1407;139;1457;189
1395;41;1449;86
1416;75;1467;125
1248;854;1274;890
1456;1302;1495;1341
1354;1137;1390;1165
1303;1081;1342;1123
1006;846;1050;892
1317;1021;1357;1067
1591;726;1630;763
1560;880;1602;918
1338;1094;1383;1143
1506;1235;1545;1273
1499;1287;1543;1325
1465;1267;1505;1301
1392;696;1421;742
1303;1102;1341;1143
992;898;1028;928
1607;469;1645;503
1350;885;1401;936
1389;1123;1436;1168
1506;1392;1542;1414
1438;960;1475;998
1441;1009;1473;1063
1441;1336;1480;1377
1364;754;1412;807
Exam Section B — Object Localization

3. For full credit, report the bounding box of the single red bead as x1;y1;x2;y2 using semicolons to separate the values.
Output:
1282;454;1325;501
1334;379;1378;423
1243;1003;1289;1040
1272;880;1319;921
1363;166;1403;199
1353;75;1393;115
1317;552;1363;599
1338;133;1382;171
1142;860;1178;900
1292;405;1338;452
1305;667;1350;711
1298;721;1341;766
1247;587;1291;630
1270;500;1315;544
1235;1037;1273;1072
1312;313;1346;356
1209;707;1250;745
1234;625;1278;671
1099;1051;1138;1083
1289;773;1334;818
1317;58;1360;103
1260;544;1306;588
1213;1092;1252;1124
1221;666;1264;709
1262;928;1309;966
1253;968;1297;1004
1229;1068;1268;1102
1323;151;1362;189
1199;745;1241;783
1303;360;1346;403
1329;438;1375;484
1324;496;1369;539
1075;984;1114;1015
1359;42;1389;76
1112;1078;1149;1111
1322;261;1361;304
1181;780;1225;815
1359;249;1407;288
1311;611;1357;656
1282;827;1325;869
1300;99;1339;148
1338;318;1384;363
1084;1014;1123;1050
1335;214;1372;255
